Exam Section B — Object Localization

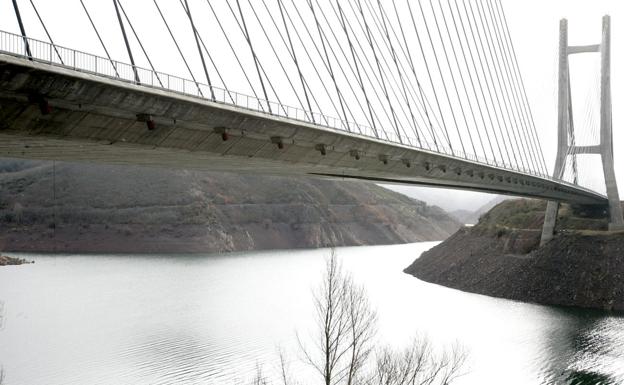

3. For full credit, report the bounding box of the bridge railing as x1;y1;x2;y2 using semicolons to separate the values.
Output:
0;30;558;182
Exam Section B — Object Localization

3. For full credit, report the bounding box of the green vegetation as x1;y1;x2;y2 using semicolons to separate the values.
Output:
475;198;610;234
475;199;546;231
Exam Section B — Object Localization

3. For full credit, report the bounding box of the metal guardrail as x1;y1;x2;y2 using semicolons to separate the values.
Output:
0;29;588;189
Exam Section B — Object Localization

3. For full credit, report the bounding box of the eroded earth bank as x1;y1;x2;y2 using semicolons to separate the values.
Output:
405;199;624;311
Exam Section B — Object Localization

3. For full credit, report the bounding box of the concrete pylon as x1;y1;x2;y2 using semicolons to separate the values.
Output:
599;16;624;231
541;16;624;245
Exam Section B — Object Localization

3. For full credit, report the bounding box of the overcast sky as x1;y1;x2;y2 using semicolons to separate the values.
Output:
0;0;622;211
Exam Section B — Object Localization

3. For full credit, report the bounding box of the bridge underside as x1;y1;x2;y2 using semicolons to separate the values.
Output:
0;54;606;205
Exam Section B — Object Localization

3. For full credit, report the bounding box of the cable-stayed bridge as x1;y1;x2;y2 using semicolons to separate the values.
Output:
0;0;621;233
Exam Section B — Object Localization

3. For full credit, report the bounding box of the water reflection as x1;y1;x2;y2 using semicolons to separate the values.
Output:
534;307;623;384
0;300;5;331
0;301;4;385
563;370;616;385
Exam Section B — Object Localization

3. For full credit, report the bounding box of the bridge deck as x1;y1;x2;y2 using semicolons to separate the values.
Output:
0;53;606;205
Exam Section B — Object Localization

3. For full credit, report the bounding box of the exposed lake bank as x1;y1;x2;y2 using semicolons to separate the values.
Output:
0;254;32;266
0;159;460;253
405;199;624;312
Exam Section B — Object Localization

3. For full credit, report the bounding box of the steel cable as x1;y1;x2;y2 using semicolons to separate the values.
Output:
79;0;119;77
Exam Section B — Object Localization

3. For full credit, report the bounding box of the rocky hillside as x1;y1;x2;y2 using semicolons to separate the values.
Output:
0;159;460;253
405;199;624;311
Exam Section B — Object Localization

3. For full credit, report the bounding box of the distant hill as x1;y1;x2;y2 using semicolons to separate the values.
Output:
449;209;475;225
0;159;461;253
450;195;511;224
381;185;499;213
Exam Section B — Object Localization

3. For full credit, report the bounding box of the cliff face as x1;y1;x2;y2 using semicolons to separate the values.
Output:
405;199;624;311
0;159;460;253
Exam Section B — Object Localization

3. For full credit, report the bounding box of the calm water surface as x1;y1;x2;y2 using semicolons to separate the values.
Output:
0;242;623;384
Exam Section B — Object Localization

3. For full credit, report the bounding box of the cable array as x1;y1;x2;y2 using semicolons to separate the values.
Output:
13;0;553;178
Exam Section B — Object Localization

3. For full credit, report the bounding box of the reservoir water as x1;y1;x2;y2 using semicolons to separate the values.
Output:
0;242;622;384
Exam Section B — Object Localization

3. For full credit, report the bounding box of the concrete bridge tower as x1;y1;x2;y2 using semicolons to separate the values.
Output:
541;15;624;244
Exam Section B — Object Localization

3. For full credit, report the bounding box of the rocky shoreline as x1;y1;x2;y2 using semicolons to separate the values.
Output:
405;199;624;312
0;254;33;266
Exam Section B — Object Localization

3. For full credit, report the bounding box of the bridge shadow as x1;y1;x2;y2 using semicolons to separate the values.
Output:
563;370;615;385
537;306;623;385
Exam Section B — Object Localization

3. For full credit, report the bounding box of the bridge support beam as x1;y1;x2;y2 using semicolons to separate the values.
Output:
541;16;624;245
541;201;560;245
599;16;624;231
541;19;569;246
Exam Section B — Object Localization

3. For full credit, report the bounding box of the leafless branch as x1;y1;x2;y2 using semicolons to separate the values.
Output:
299;248;377;385
245;248;468;385
369;337;467;385
277;347;297;385
250;363;268;385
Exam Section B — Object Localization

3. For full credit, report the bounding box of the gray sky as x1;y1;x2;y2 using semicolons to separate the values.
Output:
0;0;622;211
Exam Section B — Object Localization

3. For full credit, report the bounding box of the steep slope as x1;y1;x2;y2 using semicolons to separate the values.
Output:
405;199;624;311
0;159;461;253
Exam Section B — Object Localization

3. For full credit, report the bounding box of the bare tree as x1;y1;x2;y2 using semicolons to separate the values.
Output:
259;248;467;385
369;338;467;385
344;283;377;385
277;347;296;385
299;249;377;385
436;343;467;385
0;366;4;385
250;363;268;385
